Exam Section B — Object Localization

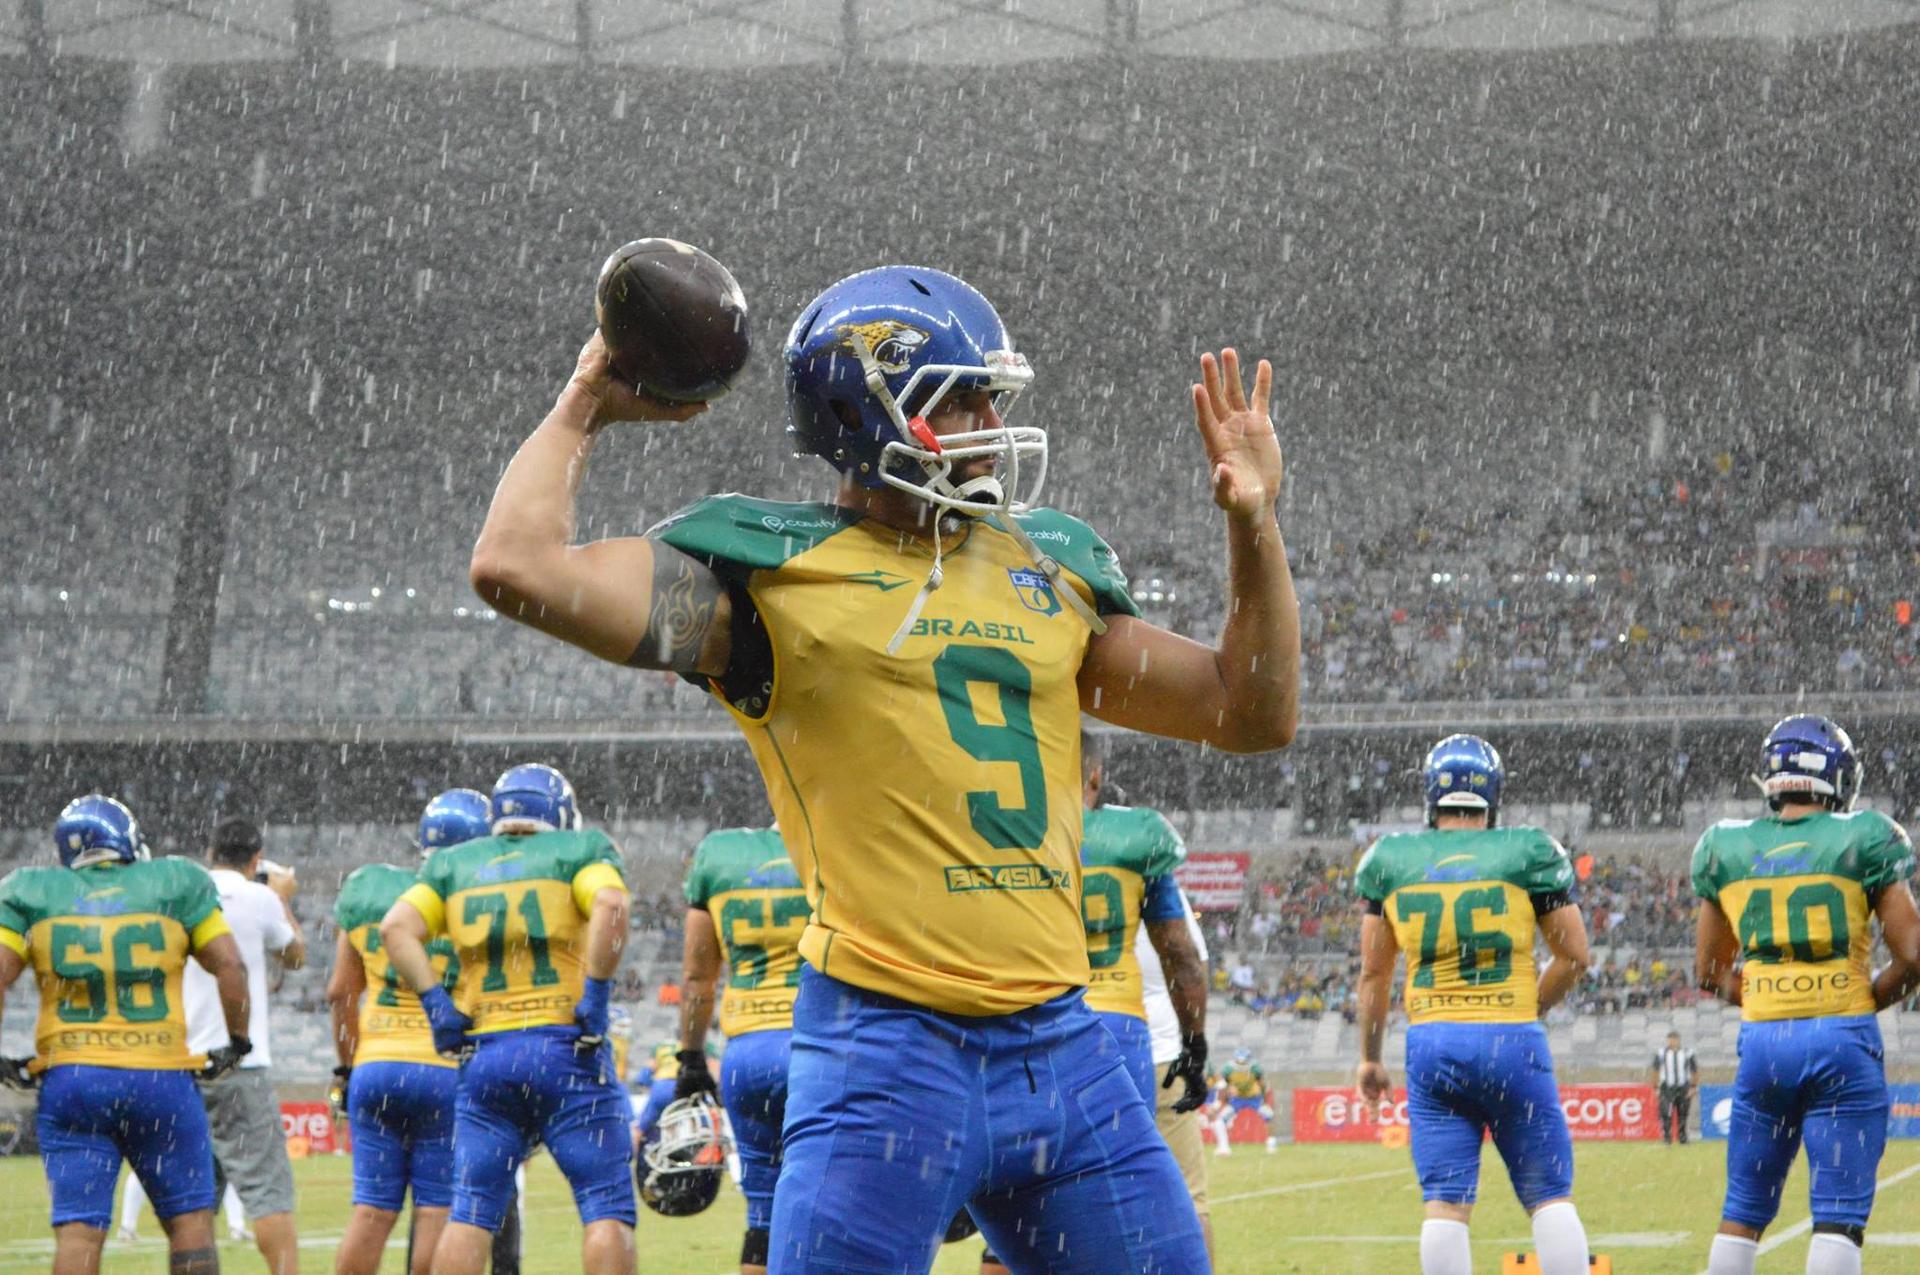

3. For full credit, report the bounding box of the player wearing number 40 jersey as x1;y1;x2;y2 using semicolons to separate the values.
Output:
470;265;1300;1273
381;764;638;1275
327;788;492;1275
1354;735;1595;1275
1693;715;1920;1275
0;796;252;1275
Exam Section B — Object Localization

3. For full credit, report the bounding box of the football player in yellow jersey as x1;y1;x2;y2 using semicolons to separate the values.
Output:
1354;736;1595;1275
0;795;252;1275
470;265;1299;1273
380;764;636;1275
1692;716;1920;1275
327;788;490;1275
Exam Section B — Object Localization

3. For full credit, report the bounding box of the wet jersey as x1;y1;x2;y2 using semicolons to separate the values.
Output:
0;857;230;1070
1355;827;1576;1025
1690;809;1915;1022
652;495;1139;1016
1221;1061;1266;1098
400;829;627;1034
335;863;460;1068
684;827;806;1037
1080;805;1188;1019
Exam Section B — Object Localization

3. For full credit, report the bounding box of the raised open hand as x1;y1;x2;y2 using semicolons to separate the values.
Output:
1191;349;1281;522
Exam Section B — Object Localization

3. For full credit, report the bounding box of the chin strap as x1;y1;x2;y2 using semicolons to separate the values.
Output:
886;520;948;656
997;515;1108;636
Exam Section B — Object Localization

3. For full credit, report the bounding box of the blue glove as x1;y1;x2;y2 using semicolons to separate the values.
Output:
420;986;473;1059
574;976;612;1052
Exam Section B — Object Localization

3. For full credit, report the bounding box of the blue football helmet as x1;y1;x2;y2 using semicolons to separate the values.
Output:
1423;734;1504;827
418;788;491;853
490;764;578;834
1758;714;1860;812
784;266;1041;518
53;795;144;868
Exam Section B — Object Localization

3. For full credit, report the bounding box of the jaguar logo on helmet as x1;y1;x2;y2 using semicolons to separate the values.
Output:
835;320;929;375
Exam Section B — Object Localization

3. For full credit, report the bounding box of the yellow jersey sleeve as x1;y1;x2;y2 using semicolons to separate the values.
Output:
0;927;25;958
570;862;628;917
398;882;447;936
189;909;232;952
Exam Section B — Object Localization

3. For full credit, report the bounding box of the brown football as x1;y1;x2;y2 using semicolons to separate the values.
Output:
594;238;751;403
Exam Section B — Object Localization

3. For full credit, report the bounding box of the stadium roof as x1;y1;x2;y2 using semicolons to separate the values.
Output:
7;0;1916;67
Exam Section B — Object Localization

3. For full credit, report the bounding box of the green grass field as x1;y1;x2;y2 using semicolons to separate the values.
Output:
2;1141;1915;1273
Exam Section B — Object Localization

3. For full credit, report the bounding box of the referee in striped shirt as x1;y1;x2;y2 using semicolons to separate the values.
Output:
1651;1030;1697;1144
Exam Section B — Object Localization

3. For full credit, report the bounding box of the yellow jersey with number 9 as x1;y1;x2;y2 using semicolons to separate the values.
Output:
652;496;1140;1016
1354;827;1577;1025
400;829;627;1034
0;857;231;1070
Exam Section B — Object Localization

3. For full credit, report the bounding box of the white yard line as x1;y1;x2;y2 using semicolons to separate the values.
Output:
1693;1158;1920;1273
1213;1166;1407;1204
1284;1232;1690;1247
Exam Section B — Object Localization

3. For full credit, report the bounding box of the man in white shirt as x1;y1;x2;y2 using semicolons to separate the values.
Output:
1138;888;1215;1261
185;817;306;1275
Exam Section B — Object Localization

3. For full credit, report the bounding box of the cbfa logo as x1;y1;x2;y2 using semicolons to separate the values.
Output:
1007;567;1061;617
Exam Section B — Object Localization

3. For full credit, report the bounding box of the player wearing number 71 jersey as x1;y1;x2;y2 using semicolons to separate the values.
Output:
1693;715;1920;1275
1353;734;1595;1275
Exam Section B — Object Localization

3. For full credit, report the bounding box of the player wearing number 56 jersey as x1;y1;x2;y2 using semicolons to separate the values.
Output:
671;827;806;1271
0;795;252;1275
328;788;489;1275
1693;716;1920;1275
381;764;637;1275
471;264;1300;1273
1354;735;1595;1275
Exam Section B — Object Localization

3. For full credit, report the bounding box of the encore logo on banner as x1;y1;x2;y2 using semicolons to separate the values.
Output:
1292;1084;1660;1143
280;1101;347;1156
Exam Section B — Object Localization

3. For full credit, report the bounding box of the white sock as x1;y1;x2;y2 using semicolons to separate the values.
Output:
119;1172;148;1230
1530;1201;1589;1275
1420;1218;1473;1275
1804;1233;1862;1275
1706;1234;1759;1275
223;1184;246;1231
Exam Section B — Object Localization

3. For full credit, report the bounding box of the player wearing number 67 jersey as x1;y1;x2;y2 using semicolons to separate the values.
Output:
381;764;638;1275
1353;735;1595;1275
1692;715;1920;1275
671;826;806;1270
328;788;490;1275
0;795;253;1275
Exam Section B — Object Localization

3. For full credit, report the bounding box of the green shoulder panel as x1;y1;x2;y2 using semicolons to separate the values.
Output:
1507;827;1575;895
557;828;627;882
1353;839;1390;903
0;866;60;934
1082;806;1185;878
1005;509;1141;619
1841;810;1917;891
1354;833;1426;901
648;495;862;582
685;827;794;906
1690;821;1739;901
335;864;417;931
151;858;221;931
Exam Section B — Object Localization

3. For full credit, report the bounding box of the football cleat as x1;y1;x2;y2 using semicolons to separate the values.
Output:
418;788;491;853
1423;734;1505;827
1756;714;1860;812
490;764;578;834
639;1094;736;1217
53;795;145;869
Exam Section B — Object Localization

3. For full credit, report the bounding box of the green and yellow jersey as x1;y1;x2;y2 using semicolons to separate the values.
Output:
399;829;628;1034
684;827;806;1037
1221;1061;1267;1099
0;857;230;1070
1690;809;1915;1022
335;863;460;1068
1354;826;1576;1025
652;495;1139;1016
1080;805;1188;1019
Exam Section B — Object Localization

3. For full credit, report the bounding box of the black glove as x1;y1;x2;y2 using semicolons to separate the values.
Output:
1162;1032;1209;1114
674;1048;717;1100
201;1035;253;1082
0;1056;36;1091
328;1065;352;1118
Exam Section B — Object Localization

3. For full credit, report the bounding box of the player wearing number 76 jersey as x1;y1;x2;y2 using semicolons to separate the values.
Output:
1353;735;1595;1275
1693;715;1920;1275
381;764;638;1275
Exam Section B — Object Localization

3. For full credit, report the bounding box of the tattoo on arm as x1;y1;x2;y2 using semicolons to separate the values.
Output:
631;545;724;673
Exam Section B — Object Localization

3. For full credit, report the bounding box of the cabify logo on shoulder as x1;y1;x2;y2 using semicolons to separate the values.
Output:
1007;567;1062;617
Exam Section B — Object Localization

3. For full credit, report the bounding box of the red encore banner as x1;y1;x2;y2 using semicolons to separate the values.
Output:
1174;852;1250;912
280;1102;346;1155
1293;1084;1659;1143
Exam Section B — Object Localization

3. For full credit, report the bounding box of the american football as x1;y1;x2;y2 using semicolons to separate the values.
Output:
594;237;751;403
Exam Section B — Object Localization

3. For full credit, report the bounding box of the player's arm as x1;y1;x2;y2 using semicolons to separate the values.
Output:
1694;901;1743;1007
1354;909;1398;1107
1146;916;1208;1041
1870;879;1920;1010
469;333;732;674
1535;903;1592;1015
379;901;441;996
264;868;306;971
194;932;252;1044
678;907;722;1051
581;885;630;982
1079;350;1299;755
325;929;365;1069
